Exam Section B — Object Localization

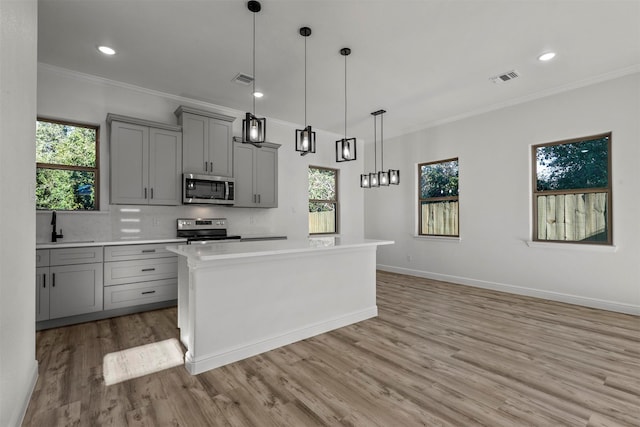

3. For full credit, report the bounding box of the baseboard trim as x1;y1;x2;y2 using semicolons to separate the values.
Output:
185;306;378;375
11;360;38;427
377;264;639;316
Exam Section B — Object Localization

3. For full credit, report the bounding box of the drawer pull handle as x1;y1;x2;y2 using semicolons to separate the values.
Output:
141;268;156;272
141;249;156;253
52;273;55;287
142;290;156;295
43;274;46;288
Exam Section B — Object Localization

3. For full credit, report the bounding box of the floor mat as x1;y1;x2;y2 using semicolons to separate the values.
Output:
103;338;184;385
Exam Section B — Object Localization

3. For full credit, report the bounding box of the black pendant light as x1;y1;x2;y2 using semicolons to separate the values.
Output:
368;110;380;187
335;48;356;162
381;110;400;185
376;110;390;186
295;27;315;156
242;0;266;145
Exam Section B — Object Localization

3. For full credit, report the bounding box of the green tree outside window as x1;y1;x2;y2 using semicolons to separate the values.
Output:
36;119;99;210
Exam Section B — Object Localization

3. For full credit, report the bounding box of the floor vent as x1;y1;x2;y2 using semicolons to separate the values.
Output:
232;73;254;86
490;70;520;84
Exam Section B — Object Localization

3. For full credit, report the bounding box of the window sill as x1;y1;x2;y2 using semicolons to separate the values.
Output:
37;210;109;215
525;240;617;253
413;235;461;243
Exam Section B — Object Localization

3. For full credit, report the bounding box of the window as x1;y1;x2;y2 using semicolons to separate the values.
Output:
418;158;459;236
309;166;338;234
36;118;99;210
533;133;611;244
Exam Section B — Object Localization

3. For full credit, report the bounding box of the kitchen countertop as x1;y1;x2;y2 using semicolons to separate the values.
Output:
36;238;187;249
167;236;393;262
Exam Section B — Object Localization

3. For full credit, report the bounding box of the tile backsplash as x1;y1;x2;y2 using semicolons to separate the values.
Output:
36;204;288;243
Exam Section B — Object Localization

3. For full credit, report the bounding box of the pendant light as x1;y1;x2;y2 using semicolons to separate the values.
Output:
335;48;357;162
295;27;315;156
382;110;400;185
368;110;380;187
242;0;266;145
376;110;389;186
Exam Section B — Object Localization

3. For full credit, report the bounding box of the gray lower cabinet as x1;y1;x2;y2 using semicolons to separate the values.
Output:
108;114;182;206
49;262;103;318
35;247;104;321
35;267;50;322
103;243;177;310
233;141;279;208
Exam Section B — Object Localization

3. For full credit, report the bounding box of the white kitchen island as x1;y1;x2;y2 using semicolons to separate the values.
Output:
167;237;393;375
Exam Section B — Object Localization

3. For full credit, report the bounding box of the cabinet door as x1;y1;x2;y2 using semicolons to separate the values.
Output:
233;142;257;207
149;128;182;205
110;121;150;204
255;146;278;208
208;118;233;177
181;113;208;174
49;263;103;319
36;267;50;321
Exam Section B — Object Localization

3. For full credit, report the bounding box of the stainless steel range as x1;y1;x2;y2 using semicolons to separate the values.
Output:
177;218;241;244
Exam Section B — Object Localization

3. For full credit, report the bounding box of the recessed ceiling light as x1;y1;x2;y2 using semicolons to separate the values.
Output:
538;52;556;62
253;91;264;98
98;45;116;56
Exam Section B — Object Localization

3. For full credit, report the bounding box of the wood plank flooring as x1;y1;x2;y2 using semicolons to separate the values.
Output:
23;271;640;426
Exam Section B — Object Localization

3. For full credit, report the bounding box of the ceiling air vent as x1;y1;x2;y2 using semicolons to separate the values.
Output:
232;73;254;86
490;70;520;84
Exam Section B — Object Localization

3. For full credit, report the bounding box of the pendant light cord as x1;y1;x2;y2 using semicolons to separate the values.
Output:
252;11;256;116
373;114;377;172
304;35;307;127
344;53;347;139
380;112;384;171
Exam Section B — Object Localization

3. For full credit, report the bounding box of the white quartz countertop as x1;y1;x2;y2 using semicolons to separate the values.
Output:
167;237;394;262
36;238;187;249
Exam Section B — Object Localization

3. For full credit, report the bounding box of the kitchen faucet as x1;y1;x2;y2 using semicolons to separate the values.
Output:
51;211;64;242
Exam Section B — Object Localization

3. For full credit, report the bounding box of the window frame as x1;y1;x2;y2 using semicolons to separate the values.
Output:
36;117;100;211
418;157;460;237
308;165;339;235
531;132;612;245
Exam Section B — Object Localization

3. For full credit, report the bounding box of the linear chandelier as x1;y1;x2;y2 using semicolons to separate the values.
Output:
361;109;400;188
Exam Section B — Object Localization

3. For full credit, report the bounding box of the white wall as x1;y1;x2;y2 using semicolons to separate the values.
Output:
0;1;39;425
36;64;365;242
366;73;640;314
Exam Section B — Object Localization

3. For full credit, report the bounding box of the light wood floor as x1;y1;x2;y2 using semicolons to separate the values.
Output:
23;271;640;426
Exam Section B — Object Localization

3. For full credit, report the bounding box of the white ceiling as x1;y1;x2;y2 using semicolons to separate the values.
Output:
38;0;640;140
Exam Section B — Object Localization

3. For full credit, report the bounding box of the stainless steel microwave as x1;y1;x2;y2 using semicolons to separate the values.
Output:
183;173;234;205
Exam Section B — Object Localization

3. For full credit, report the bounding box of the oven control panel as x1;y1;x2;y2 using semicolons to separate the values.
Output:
177;218;227;230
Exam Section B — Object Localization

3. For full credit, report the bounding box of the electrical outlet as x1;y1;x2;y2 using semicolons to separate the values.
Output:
407;255;412;263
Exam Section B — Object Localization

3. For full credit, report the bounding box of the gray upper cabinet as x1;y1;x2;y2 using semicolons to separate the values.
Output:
233;141;279;208
175;106;235;177
108;113;182;206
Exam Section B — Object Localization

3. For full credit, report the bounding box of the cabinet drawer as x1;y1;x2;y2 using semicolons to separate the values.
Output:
104;243;177;261
51;246;103;266
104;257;177;286
104;279;177;310
36;250;50;267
